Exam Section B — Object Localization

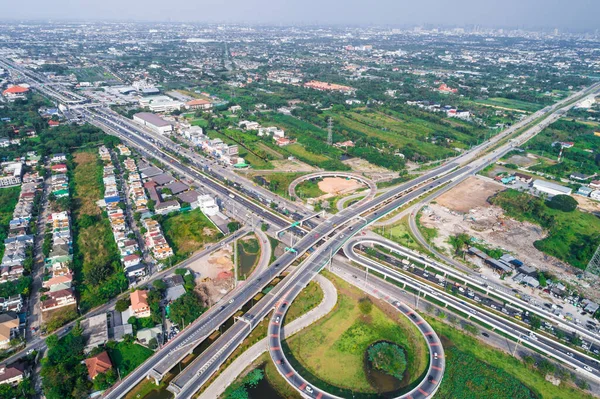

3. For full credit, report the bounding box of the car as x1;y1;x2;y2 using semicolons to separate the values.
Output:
567;352;574;358
481;332;489;337
433;352;438;359
228;299;234;304
469;309;477;315
275;317;280;323
305;386;314;394
584;365;593;372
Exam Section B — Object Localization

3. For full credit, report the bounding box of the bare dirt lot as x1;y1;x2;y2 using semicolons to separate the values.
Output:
575;195;600;214
343;158;397;181
421;177;600;300
504;154;537;167
318;177;363;195
436;176;503;213
185;244;235;301
270;159;317;172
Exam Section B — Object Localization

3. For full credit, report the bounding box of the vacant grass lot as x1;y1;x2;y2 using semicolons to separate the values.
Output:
295;179;325;199
374;216;426;252
284;273;428;395
285;143;330;164
427;318;594;399
0;186;21;259
249;172;307;198
286;281;324;321
108;341;153;377
474;97;543;112
490;189;600;269
69;66;117;82
73;151;126;311
162;208;222;257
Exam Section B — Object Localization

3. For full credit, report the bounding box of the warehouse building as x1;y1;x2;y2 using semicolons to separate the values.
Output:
133;112;172;134
532;179;572;196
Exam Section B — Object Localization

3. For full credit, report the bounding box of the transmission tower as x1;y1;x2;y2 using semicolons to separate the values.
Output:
586;244;600;276
327;117;333;146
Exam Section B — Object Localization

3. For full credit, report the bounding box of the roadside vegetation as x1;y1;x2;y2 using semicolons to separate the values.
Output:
489;189;600;269
427;318;595;399
106;339;154;377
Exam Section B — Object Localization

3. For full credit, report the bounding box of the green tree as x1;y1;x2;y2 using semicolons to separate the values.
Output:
115;298;130;312
367;342;407;380
530;315;542;330
153;279;167;290
170;291;206;326
228;221;241;232
547;194;577;212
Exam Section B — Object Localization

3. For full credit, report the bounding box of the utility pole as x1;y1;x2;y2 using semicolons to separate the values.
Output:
327;117;333;146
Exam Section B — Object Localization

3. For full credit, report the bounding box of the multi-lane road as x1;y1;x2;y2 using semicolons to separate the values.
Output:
3;55;600;398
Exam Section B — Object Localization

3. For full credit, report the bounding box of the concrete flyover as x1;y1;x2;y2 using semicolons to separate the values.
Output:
267;270;445;399
199;274;337;399
288;172;377;208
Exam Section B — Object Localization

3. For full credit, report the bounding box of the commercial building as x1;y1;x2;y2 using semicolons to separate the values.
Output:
186;99;212;110
139;95;183;112
133;112;172;134
0;163;22;188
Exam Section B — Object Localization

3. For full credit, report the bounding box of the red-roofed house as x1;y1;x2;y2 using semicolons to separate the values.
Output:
2;86;29;100
84;351;112;379
130;290;151;318
48;120;60;127
51;164;67;174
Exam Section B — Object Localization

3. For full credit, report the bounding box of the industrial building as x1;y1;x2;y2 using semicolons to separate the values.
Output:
532;179;572;196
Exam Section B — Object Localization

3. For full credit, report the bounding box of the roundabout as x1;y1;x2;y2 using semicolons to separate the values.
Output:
288;172;377;208
268;276;446;398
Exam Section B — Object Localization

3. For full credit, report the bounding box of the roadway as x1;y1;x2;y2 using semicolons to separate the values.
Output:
5;56;599;397
343;237;600;381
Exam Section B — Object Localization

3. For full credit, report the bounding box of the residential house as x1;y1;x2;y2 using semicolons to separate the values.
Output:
130;290;151;318
0;363;26;386
84;351;112;380
0;313;19;349
40;288;76;312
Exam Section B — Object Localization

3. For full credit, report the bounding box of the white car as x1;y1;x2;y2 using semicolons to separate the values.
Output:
584;365;593;372
275;317;280;323
305;386;314;394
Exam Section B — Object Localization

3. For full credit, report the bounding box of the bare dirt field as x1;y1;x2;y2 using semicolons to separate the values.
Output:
318;177;363;195
343;158;397;181
574;195;600;214
420;197;600;300
504;154;537;167
436;176;504;213
271;159;317;172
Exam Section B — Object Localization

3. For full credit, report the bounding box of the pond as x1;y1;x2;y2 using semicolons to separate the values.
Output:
238;240;259;280
363;340;410;398
245;365;286;399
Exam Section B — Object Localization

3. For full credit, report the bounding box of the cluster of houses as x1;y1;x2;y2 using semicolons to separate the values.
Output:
406;100;471;120
1;164;41;285
142;219;173;261
42;209;76;313
238;120;295;147
48;153;69;198
123;157;148;212
576;179;600;201
178;125;246;166
98;146;145;278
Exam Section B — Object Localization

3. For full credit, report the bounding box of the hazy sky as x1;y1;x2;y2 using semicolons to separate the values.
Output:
1;0;598;30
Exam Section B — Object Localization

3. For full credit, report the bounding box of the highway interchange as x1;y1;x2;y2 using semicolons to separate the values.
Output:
2;56;600;398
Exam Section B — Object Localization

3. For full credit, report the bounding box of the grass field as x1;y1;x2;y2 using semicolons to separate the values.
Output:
490;189;600;269
250;172;307;198
108;341;153;377
474;97;543;112
69;66;117;82
72;151;126;311
0;186;21;259
295;179;325;199
286;281;324;321
285;143;330;164
284;272;428;395
162;208;223;257
427;318;594;399
325;109;467;161
374;216;426;253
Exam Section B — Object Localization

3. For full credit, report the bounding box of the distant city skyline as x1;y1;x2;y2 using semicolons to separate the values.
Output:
0;0;599;32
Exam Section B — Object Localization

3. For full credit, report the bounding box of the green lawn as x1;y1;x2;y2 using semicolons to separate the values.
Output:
427;318;594;399
490;189;600;269
250;172;307;198
162;208;223;257
374;216;427;252
284;272;428;396
69;66;117;82
286;281;324;321
108;341;153;377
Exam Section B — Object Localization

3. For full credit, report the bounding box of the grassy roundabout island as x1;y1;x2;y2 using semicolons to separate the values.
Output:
282;273;428;397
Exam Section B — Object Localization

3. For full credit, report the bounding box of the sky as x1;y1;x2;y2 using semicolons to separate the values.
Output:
0;0;598;31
